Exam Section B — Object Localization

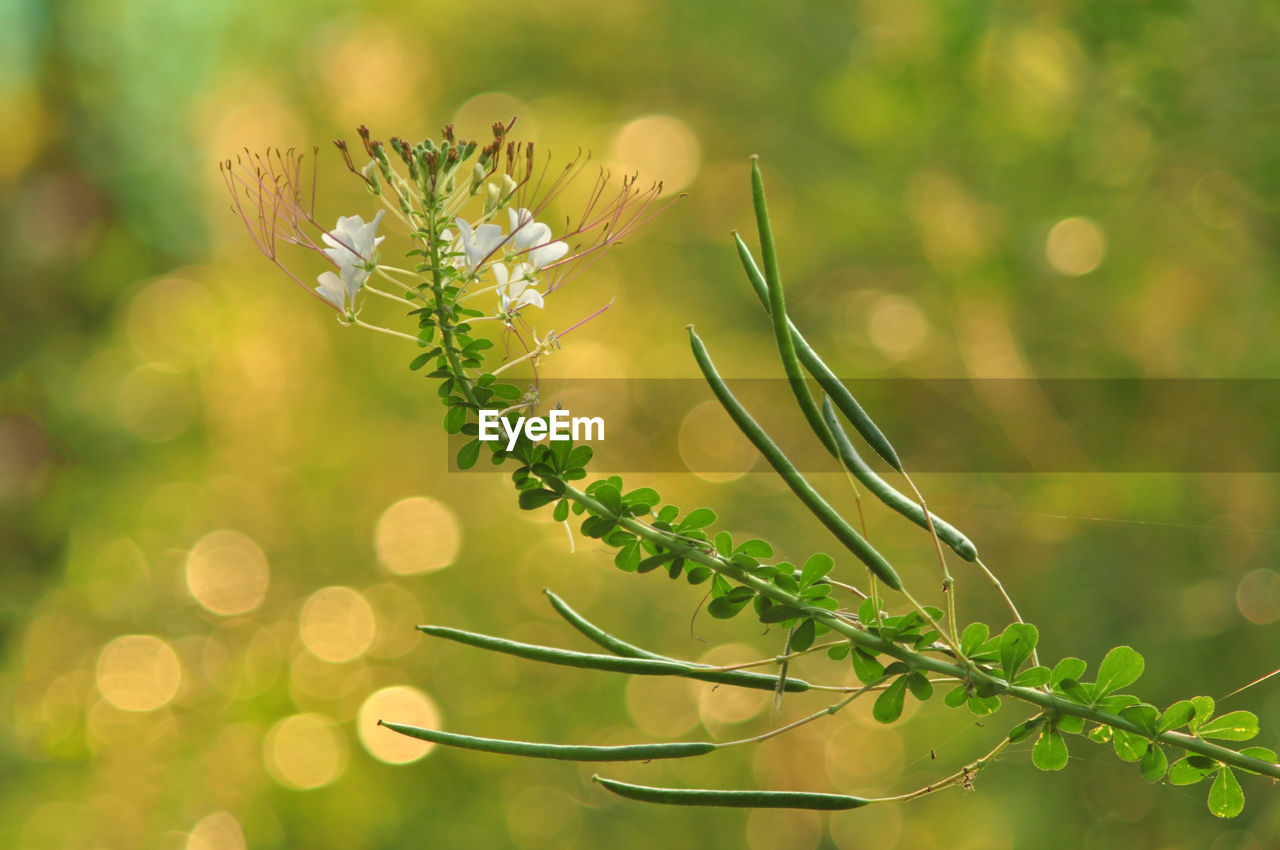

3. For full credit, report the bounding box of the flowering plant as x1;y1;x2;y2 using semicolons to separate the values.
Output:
222;121;1277;820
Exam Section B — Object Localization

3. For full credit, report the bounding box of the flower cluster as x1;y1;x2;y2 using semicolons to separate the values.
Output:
221;121;674;371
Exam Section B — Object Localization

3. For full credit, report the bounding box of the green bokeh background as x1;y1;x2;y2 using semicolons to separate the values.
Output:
3;0;1280;847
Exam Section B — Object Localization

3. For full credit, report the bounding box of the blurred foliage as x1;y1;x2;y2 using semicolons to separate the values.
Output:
3;0;1280;847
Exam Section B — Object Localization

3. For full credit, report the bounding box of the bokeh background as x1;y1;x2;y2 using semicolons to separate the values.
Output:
3;0;1280;848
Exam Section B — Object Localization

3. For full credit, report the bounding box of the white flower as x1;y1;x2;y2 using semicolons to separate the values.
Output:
493;261;544;317
454;217;505;271
315;210;386;313
322;210;386;279
315;267;363;313
507;207;569;268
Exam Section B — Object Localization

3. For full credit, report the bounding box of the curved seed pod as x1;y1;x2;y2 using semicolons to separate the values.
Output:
594;775;870;810
688;326;903;590
542;590;812;693
749;159;837;457
821;398;978;562
734;232;903;472
417;625;690;675
379;722;718;762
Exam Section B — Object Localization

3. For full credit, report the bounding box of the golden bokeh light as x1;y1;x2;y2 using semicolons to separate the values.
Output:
186;811;246;850
356;685;442;765
374;497;462;575
299;587;376;663
186;530;270;616
1045;216;1106;276
1236;568;1280;624
625;675;700;738
115;366;196;442
453;92;537;141
315;20;435;130
689;644;770;730
363;583;425;659
264;713;348;790
95;635;182;712
126;277;221;372
746;809;823;850
866;294;930;359
679;400;759;483
609;114;701;192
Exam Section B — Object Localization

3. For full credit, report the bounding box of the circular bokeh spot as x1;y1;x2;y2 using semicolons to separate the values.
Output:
299;587;376;663
96;634;182;712
357;685;443;765
186;530;270;616
375;497;462;575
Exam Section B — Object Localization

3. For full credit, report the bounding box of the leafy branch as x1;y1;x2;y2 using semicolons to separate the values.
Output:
223;124;1278;820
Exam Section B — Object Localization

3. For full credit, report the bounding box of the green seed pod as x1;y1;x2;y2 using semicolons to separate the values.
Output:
379;722;717;762
593;775;870;810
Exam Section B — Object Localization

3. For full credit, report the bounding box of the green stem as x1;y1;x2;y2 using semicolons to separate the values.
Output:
556;481;1280;781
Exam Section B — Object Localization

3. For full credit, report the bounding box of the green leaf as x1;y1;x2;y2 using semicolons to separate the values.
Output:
1057;715;1085;735
789;619;817;652
1007;716;1045;743
678;508;718;531
733;539;773;558
967;696;1001;716
1013;666;1051;688
518;489;559;510
1087;725;1113;744
799;553;834;588
851;649;884;686
1119;704;1159;737
1238;746;1277;764
1032;729;1068;771
444;404;468;434
552;499;570;522
1058;678;1093;705
1158;700;1195;734
1207;767;1244;818
714;531;733;556
1140;744;1168;783
594;484;623;517
456;439;482;470
759;604;805;624
1112;729;1146;763
1197;711;1259;742
622;487;661;510
1095;646;1144;696
873;676;908;724
906;672;933;702
1188;695;1215;733
944;685;967;708
707;587;754;619
999;624;1038;680
614;542;641;573
1168;755;1218;785
827;644;850;661
960;622;989;656
1050;657;1087;688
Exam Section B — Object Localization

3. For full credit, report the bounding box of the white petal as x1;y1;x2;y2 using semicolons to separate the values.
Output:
529;240;569;268
467;223;504;269
315;271;346;310
513;221;551;252
514;289;544;310
492;262;509;286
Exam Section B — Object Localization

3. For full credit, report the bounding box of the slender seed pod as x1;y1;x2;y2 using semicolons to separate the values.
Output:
733;232;903;472
542;590;812;692
821;398;979;562
593;775;870;810
417;625;690;676
688;326;903;590
749;159;837;457
379;722;717;761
